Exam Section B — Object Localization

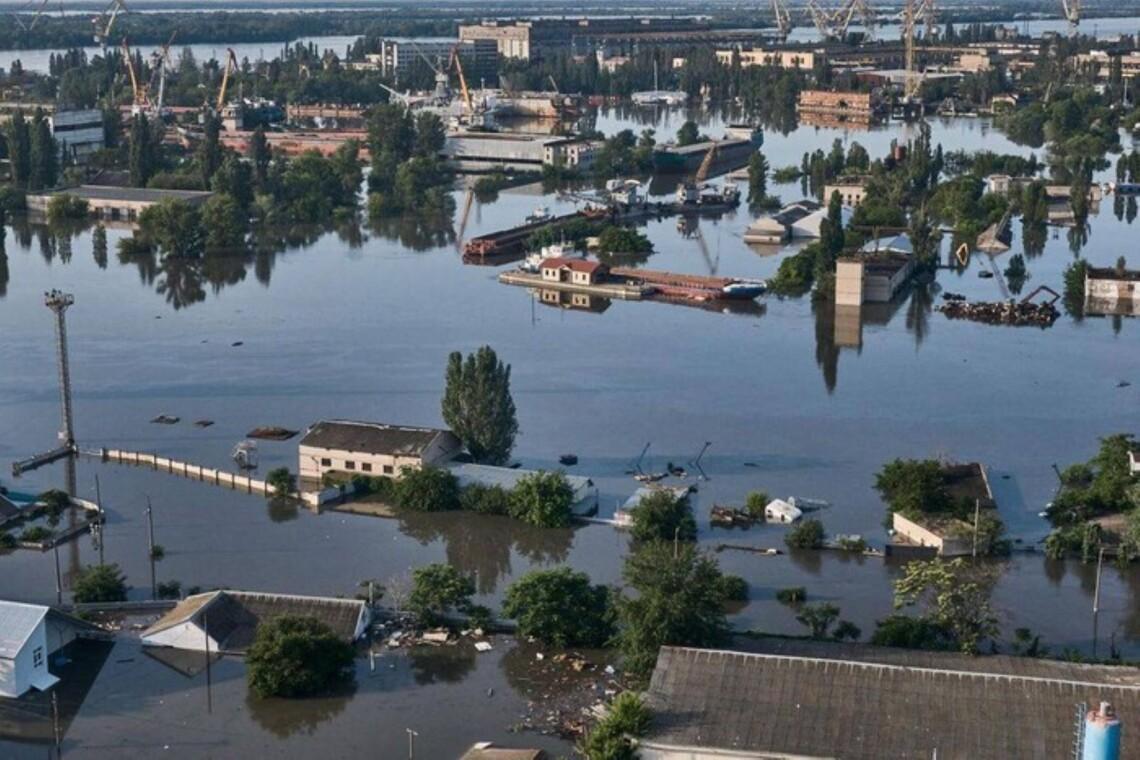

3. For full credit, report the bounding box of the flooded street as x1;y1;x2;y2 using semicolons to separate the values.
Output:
1;108;1140;754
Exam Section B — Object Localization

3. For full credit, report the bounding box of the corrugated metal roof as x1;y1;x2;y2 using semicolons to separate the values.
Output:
0;601;48;659
448;463;593;504
299;420;455;458
645;643;1140;759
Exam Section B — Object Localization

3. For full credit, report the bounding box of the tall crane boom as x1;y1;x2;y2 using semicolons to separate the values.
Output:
450;47;474;116
806;0;873;41
217;48;238;111
1061;0;1081;31
92;0;128;49
772;0;793;38
121;38;147;110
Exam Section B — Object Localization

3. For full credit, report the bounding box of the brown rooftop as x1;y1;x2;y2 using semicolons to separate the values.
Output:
644;642;1140;759
299;420;455;457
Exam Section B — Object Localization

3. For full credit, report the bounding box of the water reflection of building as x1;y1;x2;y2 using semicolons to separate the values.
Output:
537;288;612;314
1084;265;1140;317
817;286;923;392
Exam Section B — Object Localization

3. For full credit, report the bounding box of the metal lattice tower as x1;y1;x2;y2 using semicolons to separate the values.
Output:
903;0;919;100
44;290;75;449
1062;0;1081;33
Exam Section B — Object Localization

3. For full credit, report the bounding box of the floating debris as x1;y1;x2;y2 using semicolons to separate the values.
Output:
710;505;755;528
937;299;1059;327
193;420;214;428
231;341;244;347
474;641;494;652
559;454;579;466
246;426;299;441
150;414;180;425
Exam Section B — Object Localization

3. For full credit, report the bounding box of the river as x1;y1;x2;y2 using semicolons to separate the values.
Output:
1;107;1139;755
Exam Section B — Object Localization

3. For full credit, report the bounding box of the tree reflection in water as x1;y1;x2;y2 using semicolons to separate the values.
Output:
395;510;573;595
369;204;456;252
246;678;356;739
407;643;476;686
0;250;7;299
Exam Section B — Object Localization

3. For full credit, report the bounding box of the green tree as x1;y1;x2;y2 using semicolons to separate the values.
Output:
5;110;30;188
39;489;70;528
128;113;158;187
596;225;652;255
266;467;295;496
413;111;445;157
441;346;519;465
784;518;824;549
744;490;770;520
28;108;57;191
503;567;614;647
211;153;254;211
676;120;700;146
630;490;697;544
795;602;858;640
408;563;475;625
201;193;247;252
394;465;460;512
508;470;574;528
874;459;952;517
747;149;769;201
577;691;650;760
137;198;203;258
870;614;954;650
246;616;355;698
92;224;108;268
893;558;998;655
248;125;271;189
72;563;128;603
197;113;223;187
617;542;731;681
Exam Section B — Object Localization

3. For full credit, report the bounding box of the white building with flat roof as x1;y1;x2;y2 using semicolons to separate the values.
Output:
298;419;463;481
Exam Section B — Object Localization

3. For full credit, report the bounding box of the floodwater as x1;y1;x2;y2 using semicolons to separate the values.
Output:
1;107;1140;753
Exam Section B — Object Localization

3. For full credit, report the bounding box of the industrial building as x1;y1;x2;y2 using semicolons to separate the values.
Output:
141;590;370;654
1084;263;1140;316
743;200;852;244
25;185;213;221
48;109;104;164
641;643;1138;759
797;89;881;120
835;254;915;306
297;420;462;481
715;47;817;70
443;132;596;172
355;37;497;83
823;176;872;207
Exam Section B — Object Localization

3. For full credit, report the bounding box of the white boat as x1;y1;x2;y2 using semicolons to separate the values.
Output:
525;205;553;224
631;60;686;107
232;440;259;470
520;242;575;272
722;280;767;299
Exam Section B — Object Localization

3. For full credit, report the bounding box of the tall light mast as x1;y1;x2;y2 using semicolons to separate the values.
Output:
44;290;76;449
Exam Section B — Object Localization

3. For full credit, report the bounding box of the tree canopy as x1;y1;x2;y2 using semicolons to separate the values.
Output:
72;563;128;603
441;346;519;465
503;567;614;648
408;563;475;625
246;615;356;698
508;470;575;528
629;490;697;544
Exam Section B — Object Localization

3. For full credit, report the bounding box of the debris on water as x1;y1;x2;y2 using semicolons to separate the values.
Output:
193;420;214;428
604;665;615;675
559;454;578;466
978;270;994;278
535;652;545;661
710;504;755;528
475;641;493;652
420;628;451;645
246;426;299;440
150;415;180;425
937;299;1058;327
231;341;244;347
1118;380;1132;388
743;461;759;468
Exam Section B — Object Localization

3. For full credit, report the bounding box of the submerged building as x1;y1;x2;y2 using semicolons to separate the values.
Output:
298;420;462;481
0;601;102;698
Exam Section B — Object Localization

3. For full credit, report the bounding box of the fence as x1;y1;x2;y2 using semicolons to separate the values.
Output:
98;449;274;497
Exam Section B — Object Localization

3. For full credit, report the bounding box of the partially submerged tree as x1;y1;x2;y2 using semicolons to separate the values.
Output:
441;346;519;465
72;563;128;603
266;467;296;496
408;563;475;625
629;490;697;544
508;470;574;528
394;465;460;512
246;615;355;698
892;558;999;655
503;567;614;648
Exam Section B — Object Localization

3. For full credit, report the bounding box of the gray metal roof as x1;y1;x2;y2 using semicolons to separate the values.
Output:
644;642;1140;759
38;185;213;203
0;601;48;659
299;420;455;458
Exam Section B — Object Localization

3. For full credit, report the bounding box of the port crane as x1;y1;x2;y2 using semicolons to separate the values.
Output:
121;38;149;113
771;0;794;39
13;0;51;32
216;48;239;111
92;0;128;49
1061;0;1081;32
145;31;177;117
449;46;476;122
806;0;874;41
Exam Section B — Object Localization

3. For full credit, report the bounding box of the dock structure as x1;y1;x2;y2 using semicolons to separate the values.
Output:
498;270;649;299
464;210;597;262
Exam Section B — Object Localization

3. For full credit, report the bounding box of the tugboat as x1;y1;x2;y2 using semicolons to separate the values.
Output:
525;205;553;224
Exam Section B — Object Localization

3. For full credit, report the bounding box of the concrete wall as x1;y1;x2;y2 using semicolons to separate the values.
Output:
835;260;865;307
102;449;272;495
892;512;971;557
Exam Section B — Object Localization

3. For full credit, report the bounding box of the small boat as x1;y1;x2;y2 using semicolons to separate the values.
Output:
246;426;299;441
232;440;259;470
525;205;553;224
722;280;767;299
559;454;579;466
150;414;180;425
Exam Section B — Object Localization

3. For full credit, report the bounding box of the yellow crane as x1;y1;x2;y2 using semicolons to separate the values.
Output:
449;46;474;118
216;48;238;111
92;0;128;49
695;140;719;184
121;38;148;112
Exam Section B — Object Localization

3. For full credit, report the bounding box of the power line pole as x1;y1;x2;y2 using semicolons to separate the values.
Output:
406;728;418;759
145;497;156;599
53;538;62;606
44;290;76;450
1092;546;1105;658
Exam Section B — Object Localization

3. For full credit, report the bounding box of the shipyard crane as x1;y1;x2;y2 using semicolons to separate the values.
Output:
145;31;177;117
903;0;919;100
13;0;51;32
92;0;128;49
806;0;874;42
1061;0;1081;33
121;38;149;113
449;46;475;118
772;0;794;39
216;48;239;111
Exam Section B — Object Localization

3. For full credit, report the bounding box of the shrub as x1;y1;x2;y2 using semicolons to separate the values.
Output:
72;563;128;603
46;193;89;223
156;580;182;599
744;490;770;519
246;615;356;698
835;535;867;553
577;691;650;760
467;604;493;631
266;467;295;496
394;465;460;512
459;483;511;515
503;567;614;648
776;586;806;606
0;531;15;549
630;490;697;543
718;574;748;602
408;563;475;625
508;470;574;528
150;544;166;561
784;518;825;550
19;526;53;543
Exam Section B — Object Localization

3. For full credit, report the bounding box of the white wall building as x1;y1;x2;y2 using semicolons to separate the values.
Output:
298;420;462;481
0;601;98;698
764;498;802;524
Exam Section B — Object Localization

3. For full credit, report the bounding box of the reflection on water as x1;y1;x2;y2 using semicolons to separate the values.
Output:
246;678;357;739
407;644;477;686
0;640;112;746
396;510;573;595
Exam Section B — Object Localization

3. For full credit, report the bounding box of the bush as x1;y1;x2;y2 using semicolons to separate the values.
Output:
835;535;867;553
46;193;89;223
266;467;295;496
870;614;954;651
408;563;475;625
150;544;166;561
744;490;770;519
784;518;825;550
19;526;53;543
508;470;575;528
630;490;697;544
394;466;460;512
459;483;511;515
246;615;356;698
156;580;182;599
72;563;128;603
596;225;652;254
577;691;651;760
0;531;15;549
467;604;493;631
503;567;615;648
350;474;395;501
776;586;806;606
718;574;748;602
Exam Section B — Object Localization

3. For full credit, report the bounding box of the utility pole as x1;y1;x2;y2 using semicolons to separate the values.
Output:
204;610;213;714
1092;546;1105;657
145;497;156;599
44;290;76;450
972;498;980;558
51;689;61;757
53;538;63;606
94;474;105;566
406;728;418;759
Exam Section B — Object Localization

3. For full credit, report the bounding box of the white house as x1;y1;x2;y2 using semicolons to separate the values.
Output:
764;498;802;524
141;590;371;654
0;601;99;698
298;419;463;481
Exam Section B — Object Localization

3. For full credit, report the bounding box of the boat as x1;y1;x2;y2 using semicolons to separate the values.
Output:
724;124;764;145
232;440;259;470
676;182;700;205
653;137;755;173
631;60;687;107
722;280;767;299
520;242;575;272
559;454;579;466
525;205;553;224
